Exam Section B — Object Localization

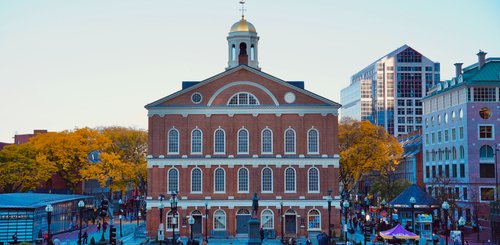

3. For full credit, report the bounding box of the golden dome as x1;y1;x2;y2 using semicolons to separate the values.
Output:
230;18;256;33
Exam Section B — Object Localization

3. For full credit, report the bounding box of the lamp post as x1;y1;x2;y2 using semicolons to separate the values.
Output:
136;198;140;226
188;216;195;243
343;200;350;242
442;201;450;245
364;214;371;245
340;198;344;240
170;191;178;244
45;204;53;245
118;199;123;237
327;189;332;241
459;216;465;245
158;195;164;244
410;196;416;233
495;144;499;201
204;200;209;243
78;200;85;245
280;201;284;243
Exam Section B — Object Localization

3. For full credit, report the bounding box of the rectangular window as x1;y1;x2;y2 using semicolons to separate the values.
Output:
455;187;460;199
479;125;494;139
425;134;429;145
452;164;457;178
445;165;450;178
445;130;449;142
426;166;430;178
463;188;468;200
432;166;436;178
460;164;465;178
480;187;495;201
438;165;443;177
432;133;436;144
473;87;496;101
415;108;423;115
459;127;464;139
452;128;457;141
398;100;405;106
398;117;405;123
437;131;442;143
480;164;495;178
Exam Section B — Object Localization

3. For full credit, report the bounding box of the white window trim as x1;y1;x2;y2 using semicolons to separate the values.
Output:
190;127;203;155
284;167;296;193
478;124;495;140
261;209;274;229
214;167;226;194
307;128;320;154
190;167;203;194
213;127;226;155
479;186;496;202
237;167;250;193
226;92;261;105
307;209;321;231
284;127;296;154
261;127;273;154
237;127;250;154
261;167;273;193
167;128;180;155
168;167;179;193
213;209;227;231
307;167;320;193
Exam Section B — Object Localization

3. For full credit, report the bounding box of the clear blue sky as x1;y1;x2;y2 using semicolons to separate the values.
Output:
1;0;499;142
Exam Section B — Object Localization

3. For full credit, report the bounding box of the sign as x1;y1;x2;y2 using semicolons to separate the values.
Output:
158;224;165;241
417;214;432;223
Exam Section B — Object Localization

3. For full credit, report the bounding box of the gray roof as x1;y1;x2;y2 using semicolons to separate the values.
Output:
389;184;441;209
0;193;91;209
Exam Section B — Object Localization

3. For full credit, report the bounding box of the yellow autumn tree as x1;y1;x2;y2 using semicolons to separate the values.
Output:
0;143;57;192
339;118;403;197
80;152;135;192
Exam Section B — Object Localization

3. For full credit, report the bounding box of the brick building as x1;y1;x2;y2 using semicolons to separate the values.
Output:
144;16;341;240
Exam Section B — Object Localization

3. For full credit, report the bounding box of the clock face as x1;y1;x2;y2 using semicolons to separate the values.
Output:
284;92;296;104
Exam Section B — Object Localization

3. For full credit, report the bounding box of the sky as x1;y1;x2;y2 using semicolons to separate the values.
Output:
1;0;499;143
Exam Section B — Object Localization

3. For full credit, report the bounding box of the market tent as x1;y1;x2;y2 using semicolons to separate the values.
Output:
379;224;419;240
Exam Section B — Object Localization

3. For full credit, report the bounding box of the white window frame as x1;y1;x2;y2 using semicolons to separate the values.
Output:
214;167;226;193
237;127;249;154
213;209;227;230
190;167;203;194
307;209;321;231
478;124;494;140
227;92;260;105
168;167;179;193
261;167;273;193
307;167;320;193
261;128;273;154
261;209;274;229
237;167;250;193
307;128;319;154
284;127;296;154
191;128;203;155
213;127;226;155
168;128;180;155
166;210;179;229
284;167;296;193
479;186;496;202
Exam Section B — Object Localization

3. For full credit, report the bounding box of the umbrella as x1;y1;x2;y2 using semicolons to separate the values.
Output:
379;224;419;240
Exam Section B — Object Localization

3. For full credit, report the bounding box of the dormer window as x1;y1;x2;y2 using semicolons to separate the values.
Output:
228;92;259;105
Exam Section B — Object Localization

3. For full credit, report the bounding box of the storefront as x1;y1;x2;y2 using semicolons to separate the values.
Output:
0;193;94;243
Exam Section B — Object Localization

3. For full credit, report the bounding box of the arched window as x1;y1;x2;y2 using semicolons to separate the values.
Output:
261;167;273;193
238;167;249;193
191;168;202;193
426;150;430;162
480;145;494;159
214;168;225;193
438;148;443;161
445;147;450;160
237;128;249;154
168;128;179;154
168;168;179;193
284;167;296;192
191;128;203;154
261;128;273;154
308;209;321;230
239;42;247;56
308;167;320;193
307;128;319;154
452;147;457;160
166;210;179;229
231;44;236;61
250;44;255;61
261;209;274;229
431;150;436;161
460;146;465;159
214;128;225;154
213;210;226;230
284;128;296;154
228;92;259;105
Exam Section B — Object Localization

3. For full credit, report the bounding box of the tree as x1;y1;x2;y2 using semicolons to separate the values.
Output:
80;152;135;192
339;118;403;197
0;143;56;192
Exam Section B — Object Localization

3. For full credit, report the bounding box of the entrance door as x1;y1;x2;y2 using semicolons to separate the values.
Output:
236;209;251;235
193;215;202;236
285;215;296;234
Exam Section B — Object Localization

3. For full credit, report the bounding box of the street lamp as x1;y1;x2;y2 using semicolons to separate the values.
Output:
188;216;195;243
364;196;369;214
169;191;179;244
77;200;85;245
327;189;333;241
205;200;209;243
343;200;350;242
280;201;284;243
339;198;344;240
442;201;450;245
364;214;371;245
45;204;53;245
459;216;465;245
495;144;499;201
136;198;140;225
410;196;416;233
158;194;165;244
118;199;123;237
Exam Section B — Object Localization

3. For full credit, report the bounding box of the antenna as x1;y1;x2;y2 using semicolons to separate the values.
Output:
239;0;246;19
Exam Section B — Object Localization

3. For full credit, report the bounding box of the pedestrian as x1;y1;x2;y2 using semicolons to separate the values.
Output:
305;235;312;245
259;227;264;243
53;237;61;245
103;221;108;233
12;232;18;244
97;221;101;232
83;231;88;244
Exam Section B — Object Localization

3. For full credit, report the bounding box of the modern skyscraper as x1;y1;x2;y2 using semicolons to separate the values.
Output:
341;45;440;136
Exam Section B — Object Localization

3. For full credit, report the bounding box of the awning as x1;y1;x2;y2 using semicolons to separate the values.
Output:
379;224;419;240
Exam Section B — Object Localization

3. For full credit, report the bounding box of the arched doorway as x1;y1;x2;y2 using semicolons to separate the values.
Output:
236;209;251;236
284;209;297;236
191;210;203;237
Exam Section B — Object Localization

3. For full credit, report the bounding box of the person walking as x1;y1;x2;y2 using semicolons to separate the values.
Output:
12;232;18;244
259;227;264;243
97;221;101;233
82;231;88;244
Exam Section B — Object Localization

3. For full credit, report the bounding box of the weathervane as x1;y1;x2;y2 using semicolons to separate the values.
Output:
239;0;246;19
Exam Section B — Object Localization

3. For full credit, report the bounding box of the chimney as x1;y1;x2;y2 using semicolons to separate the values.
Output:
454;63;463;78
477;50;487;69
